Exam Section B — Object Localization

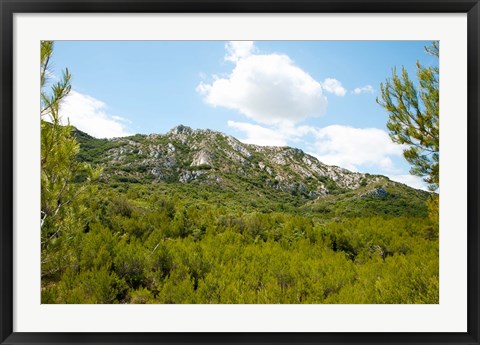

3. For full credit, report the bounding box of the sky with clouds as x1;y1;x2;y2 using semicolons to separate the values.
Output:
50;40;438;190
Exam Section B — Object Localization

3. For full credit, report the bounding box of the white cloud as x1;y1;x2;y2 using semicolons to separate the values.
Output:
306;125;404;172
225;41;255;62
322;78;347;96
228;121;316;147
387;174;428;191
226;121;405;174
353;85;375;95
197;50;327;125
227;121;288;146
58;90;131;138
111;115;132;123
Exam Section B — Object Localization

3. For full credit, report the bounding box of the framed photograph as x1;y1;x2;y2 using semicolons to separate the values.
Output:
1;1;479;344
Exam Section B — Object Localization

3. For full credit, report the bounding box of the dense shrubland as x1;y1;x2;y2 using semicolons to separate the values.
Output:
42;181;438;304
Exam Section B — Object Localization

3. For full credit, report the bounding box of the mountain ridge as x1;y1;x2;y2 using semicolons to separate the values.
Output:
76;124;385;193
74;124;430;218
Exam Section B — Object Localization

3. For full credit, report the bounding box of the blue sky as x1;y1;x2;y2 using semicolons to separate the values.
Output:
51;40;437;190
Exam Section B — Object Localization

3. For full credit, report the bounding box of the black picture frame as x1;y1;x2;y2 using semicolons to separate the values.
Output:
1;1;479;344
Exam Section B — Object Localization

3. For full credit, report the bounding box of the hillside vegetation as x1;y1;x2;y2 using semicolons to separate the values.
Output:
41;125;438;304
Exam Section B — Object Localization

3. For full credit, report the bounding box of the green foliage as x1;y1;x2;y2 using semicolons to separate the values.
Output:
47;267;127;304
41;41;71;117
377;42;439;191
114;239;148;288
74;129;123;163
40;41;101;279
42;179;438;304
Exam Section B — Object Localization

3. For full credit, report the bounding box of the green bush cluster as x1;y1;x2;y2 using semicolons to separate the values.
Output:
42;183;438;304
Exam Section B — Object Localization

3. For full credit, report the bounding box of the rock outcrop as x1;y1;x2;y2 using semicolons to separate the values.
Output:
76;125;401;200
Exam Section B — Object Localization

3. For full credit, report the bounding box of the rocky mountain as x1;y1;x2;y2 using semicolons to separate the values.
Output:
75;125;430;215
